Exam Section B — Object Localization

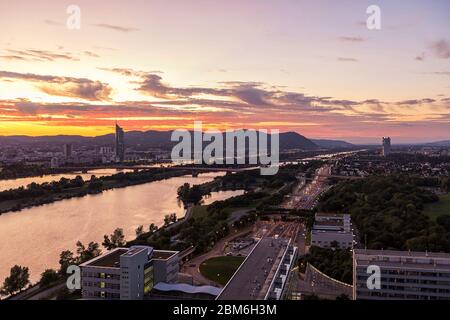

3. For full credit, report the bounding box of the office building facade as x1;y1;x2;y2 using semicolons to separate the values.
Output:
311;213;354;249
353;249;450;300
382;137;391;156
80;246;179;300
115;123;125;162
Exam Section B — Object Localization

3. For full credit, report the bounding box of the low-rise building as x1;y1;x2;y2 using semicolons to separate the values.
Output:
80;246;179;300
149;283;221;300
353;249;450;300
311;213;354;249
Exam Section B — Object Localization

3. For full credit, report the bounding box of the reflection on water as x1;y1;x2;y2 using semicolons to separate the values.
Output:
0;172;240;283
0;169;134;192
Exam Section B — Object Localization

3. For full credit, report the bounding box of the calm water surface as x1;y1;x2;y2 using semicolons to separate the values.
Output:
0;172;243;282
0;169;135;192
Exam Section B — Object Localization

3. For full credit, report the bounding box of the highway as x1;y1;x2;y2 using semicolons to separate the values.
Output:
283;164;332;210
216;237;289;300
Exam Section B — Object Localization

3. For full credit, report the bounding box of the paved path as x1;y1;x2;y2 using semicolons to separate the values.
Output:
7;281;66;300
28;282;67;300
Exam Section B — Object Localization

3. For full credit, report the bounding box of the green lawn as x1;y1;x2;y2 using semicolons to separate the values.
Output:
199;256;245;286
424;194;450;221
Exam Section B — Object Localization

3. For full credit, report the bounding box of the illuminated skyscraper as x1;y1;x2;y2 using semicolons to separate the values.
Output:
382;137;391;156
115;123;125;162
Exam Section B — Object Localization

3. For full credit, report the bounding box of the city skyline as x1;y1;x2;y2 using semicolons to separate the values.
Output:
1;1;450;305
0;0;449;143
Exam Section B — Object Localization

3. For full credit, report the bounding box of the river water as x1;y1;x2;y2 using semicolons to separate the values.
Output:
0;169;136;192
0;172;243;283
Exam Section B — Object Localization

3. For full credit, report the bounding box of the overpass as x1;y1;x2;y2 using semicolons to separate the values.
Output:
59;165;364;180
59;165;259;173
297;173;364;181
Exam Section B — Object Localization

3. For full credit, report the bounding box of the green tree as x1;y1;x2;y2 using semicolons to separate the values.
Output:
135;225;144;237
148;223;158;234
318;175;442;251
40;269;59;287
1;265;30;295
59;250;76;274
177;183;203;205
88;179;103;191
76;241;101;263
102;228;126;250
164;214;172;226
177;183;190;201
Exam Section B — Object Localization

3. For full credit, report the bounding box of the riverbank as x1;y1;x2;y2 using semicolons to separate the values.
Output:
0;164;74;181
0;168;191;215
129;163;313;254
0;172;228;283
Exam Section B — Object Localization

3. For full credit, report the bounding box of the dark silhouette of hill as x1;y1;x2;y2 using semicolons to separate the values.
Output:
0;130;340;150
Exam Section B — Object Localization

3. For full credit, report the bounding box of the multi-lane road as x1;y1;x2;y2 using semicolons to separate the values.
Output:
283;164;332;210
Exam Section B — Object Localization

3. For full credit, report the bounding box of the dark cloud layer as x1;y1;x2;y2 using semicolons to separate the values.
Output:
3;49;78;62
337;57;358;62
338;36;366;43
93;23;139;32
0;71;111;101
1;70;447;140
430;39;450;59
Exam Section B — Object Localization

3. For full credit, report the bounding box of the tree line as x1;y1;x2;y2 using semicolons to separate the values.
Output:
318;175;450;252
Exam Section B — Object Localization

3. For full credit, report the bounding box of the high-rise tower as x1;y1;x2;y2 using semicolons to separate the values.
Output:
63;143;72;159
115;123;125;162
382;137;391;156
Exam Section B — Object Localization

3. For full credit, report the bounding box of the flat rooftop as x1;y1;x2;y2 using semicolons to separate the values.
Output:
311;229;351;235
354;249;450;271
315;213;348;218
83;248;128;268
153;250;178;260
217;237;288;300
354;249;450;259
80;246;151;268
314;220;344;227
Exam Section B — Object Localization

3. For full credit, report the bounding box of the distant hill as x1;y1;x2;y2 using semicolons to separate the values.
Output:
312;139;354;149
424;140;450;147
0;130;319;150
278;132;318;150
0;135;91;145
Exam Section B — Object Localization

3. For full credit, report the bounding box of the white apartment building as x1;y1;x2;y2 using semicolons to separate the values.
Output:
311;213;354;249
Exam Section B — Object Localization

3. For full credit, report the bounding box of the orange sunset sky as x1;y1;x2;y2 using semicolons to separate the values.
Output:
0;0;449;143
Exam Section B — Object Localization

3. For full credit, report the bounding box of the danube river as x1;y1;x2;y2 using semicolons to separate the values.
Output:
0;169;135;192
0;172;243;283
